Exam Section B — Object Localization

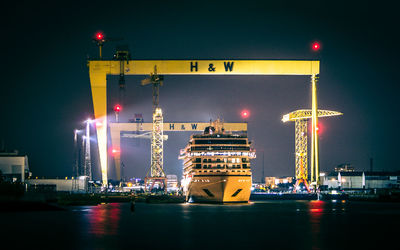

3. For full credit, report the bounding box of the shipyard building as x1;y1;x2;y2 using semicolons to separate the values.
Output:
321;171;400;189
0;150;30;182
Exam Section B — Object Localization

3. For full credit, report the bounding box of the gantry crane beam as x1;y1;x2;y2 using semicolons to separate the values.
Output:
110;122;247;181
121;132;168;140
282;109;342;189
282;109;342;122
88;59;319;187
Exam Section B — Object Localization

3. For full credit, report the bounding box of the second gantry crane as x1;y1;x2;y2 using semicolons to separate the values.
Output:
282;109;342;191
141;66;167;192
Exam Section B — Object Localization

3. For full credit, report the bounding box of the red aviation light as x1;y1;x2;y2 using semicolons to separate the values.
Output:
310;125;320;133
241;110;250;119
95;32;104;40
315;123;322;133
114;104;122;112
311;41;321;51
111;148;120;155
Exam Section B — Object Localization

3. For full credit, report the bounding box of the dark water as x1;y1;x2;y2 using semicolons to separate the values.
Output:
1;200;399;250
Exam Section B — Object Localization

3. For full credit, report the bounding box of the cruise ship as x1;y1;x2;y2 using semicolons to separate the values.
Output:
179;120;256;203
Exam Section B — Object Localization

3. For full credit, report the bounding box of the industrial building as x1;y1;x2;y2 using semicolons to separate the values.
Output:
0;150;30;182
334;163;355;173
321;171;400;189
265;176;294;188
166;175;178;188
26;177;88;192
1;150;89;193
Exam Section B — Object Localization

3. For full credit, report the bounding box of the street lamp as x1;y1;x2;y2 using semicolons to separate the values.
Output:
73;129;82;178
258;149;265;183
84;119;93;180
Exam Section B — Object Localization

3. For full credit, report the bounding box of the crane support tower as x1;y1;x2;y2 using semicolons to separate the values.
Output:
282;109;342;190
141;67;167;192
150;108;165;177
114;47;130;104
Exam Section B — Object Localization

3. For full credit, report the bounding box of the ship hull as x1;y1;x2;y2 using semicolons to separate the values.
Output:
186;174;252;203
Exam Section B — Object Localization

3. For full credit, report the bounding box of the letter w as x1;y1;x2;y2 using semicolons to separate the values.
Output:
224;62;234;72
191;124;198;130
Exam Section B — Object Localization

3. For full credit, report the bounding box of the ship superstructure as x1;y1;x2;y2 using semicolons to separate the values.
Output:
180;120;256;203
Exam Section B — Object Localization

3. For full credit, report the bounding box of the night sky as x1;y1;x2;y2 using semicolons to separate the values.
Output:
1;1;398;181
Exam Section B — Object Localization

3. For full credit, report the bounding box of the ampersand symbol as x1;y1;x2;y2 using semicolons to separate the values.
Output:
208;64;216;72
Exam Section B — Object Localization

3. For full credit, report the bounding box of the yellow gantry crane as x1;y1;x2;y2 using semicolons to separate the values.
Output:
282;109;342;190
89;33;320;187
89;60;320;187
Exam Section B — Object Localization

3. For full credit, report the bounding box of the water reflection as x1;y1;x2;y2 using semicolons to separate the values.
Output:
308;200;325;250
86;203;121;236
